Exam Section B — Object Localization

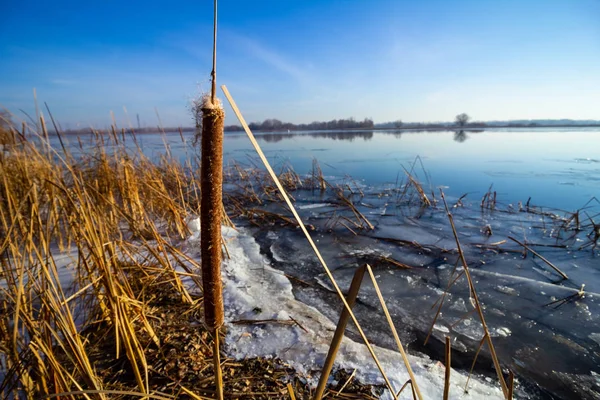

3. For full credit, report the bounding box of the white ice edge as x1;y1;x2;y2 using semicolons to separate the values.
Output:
191;225;505;400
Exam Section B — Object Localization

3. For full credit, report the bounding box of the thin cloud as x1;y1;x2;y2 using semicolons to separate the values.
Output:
233;34;310;84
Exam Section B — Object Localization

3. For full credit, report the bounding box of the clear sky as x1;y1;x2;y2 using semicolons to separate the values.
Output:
1;0;599;128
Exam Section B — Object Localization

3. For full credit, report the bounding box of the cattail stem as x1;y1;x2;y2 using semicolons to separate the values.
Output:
211;0;218;104
213;329;224;400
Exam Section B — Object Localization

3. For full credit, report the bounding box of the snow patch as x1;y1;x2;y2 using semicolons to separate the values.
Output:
187;217;201;240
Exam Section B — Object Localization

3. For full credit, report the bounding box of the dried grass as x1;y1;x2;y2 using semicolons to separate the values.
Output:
0;116;378;399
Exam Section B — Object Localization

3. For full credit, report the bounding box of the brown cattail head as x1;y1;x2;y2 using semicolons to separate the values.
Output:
200;95;225;329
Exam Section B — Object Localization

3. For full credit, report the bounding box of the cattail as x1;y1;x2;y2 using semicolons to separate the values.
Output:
199;94;225;330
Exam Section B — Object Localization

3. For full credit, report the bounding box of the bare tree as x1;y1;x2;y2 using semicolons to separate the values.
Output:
455;113;470;127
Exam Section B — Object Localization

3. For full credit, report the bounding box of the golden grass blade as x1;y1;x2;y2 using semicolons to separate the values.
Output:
179;386;214;400
394;380;417;399
287;383;297;400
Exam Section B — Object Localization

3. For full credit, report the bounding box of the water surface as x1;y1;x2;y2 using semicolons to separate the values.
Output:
220;128;600;212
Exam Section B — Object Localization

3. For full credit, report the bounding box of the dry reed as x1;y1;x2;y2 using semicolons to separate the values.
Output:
0;118;206;399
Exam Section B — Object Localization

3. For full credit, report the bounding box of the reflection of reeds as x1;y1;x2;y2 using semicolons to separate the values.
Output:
544;284;585;308
580;210;599;251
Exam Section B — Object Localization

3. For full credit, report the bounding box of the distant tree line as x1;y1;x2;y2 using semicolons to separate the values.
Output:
224;117;374;132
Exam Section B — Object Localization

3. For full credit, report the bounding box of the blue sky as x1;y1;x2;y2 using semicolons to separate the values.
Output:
1;0;599;128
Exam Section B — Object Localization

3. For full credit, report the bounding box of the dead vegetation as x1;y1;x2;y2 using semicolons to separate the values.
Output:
0;120;202;398
0;115;384;399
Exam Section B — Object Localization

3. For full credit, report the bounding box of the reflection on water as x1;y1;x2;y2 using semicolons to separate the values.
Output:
453;130;468;142
51;127;600;211
259;130;375;142
255;128;485;143
230;128;600;212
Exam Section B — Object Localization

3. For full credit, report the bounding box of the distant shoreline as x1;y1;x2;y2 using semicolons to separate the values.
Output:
48;123;600;136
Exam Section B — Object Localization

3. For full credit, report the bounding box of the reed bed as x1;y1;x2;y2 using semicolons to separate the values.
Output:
0;123;202;398
0;119;385;399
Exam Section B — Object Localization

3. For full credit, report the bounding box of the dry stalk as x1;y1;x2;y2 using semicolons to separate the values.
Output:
508;236;568;279
287;383;297;400
334;368;357;397
336;189;374;230
402;168;431;207
443;337;451;400
440;189;509;398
